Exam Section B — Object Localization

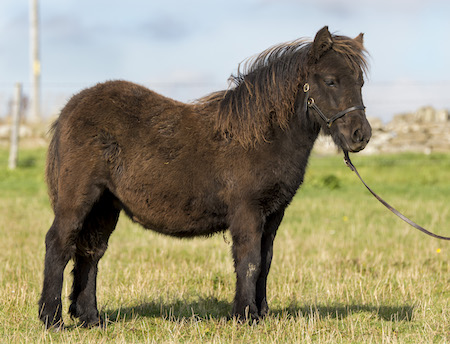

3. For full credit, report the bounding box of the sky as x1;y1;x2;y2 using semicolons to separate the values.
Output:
0;0;449;122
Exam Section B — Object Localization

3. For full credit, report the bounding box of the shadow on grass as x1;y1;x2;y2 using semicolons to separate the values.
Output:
274;302;414;322
102;297;231;323
102;297;414;323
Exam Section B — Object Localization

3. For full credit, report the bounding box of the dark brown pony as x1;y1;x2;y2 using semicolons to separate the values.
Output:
39;26;371;328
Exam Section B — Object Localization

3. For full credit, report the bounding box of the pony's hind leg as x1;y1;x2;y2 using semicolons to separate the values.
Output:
69;190;120;327
39;176;104;329
39;219;72;329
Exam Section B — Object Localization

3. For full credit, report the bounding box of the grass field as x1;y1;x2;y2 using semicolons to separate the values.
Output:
0;148;449;343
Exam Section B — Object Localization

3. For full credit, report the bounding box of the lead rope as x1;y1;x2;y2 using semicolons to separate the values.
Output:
344;151;450;241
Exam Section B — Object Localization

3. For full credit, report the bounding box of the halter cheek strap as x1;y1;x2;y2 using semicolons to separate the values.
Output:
303;83;365;128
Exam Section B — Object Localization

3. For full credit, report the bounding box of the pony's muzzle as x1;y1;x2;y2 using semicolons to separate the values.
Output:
348;118;371;152
352;128;367;145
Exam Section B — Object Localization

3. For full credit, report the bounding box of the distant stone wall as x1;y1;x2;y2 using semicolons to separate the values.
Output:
0;121;48;148
313;106;450;155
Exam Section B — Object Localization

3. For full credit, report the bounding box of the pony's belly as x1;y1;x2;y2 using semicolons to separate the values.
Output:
129;210;229;238
121;193;229;238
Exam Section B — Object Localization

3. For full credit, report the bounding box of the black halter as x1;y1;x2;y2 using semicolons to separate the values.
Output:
303;83;365;128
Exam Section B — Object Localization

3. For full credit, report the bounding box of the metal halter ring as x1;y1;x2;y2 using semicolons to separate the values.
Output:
303;83;310;93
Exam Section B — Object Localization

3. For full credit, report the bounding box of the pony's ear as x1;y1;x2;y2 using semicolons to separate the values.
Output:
354;33;364;45
309;26;333;63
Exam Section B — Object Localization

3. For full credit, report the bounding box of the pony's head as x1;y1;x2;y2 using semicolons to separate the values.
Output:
200;26;371;151
305;26;371;152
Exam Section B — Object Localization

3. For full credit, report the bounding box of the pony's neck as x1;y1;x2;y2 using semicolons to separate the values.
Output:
292;89;322;142
259;90;321;163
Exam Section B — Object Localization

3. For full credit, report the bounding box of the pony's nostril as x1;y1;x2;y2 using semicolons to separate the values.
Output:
352;128;364;143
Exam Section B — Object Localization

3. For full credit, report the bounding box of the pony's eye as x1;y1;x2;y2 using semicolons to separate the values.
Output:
324;79;337;87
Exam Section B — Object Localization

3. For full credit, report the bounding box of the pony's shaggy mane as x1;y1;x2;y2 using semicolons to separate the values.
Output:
199;34;368;148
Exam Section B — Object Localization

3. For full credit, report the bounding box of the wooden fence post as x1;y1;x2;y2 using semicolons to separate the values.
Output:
8;83;22;170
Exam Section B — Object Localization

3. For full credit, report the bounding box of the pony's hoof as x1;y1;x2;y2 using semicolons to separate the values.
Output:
258;297;270;318
231;305;261;324
46;321;66;332
80;316;107;329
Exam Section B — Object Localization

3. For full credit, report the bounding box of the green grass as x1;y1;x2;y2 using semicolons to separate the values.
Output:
0;148;449;343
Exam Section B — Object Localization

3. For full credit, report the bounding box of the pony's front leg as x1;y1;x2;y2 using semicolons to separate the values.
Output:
256;209;284;317
230;207;263;321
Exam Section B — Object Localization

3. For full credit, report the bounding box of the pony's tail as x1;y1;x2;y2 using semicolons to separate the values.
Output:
46;120;60;211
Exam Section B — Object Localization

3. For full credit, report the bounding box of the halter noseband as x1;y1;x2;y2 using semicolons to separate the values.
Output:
303;83;365;128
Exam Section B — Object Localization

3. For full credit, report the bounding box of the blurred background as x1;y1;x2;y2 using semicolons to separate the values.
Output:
0;0;449;153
